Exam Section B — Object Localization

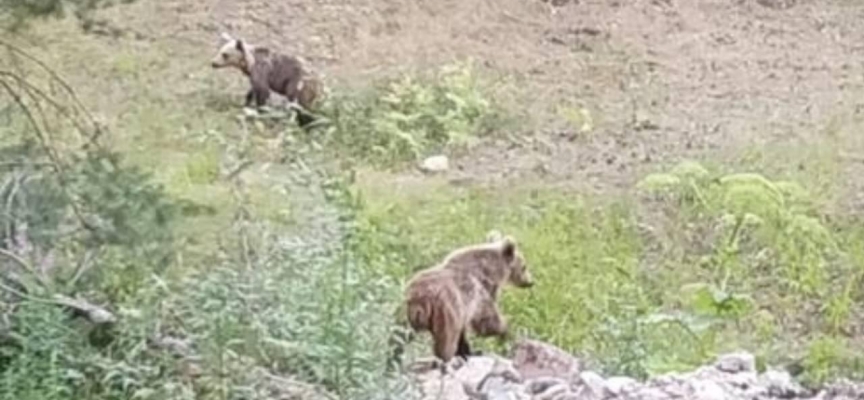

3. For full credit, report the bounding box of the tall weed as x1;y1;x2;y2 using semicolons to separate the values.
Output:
313;61;506;167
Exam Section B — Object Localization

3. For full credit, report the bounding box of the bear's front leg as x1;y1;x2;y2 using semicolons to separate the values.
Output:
244;89;255;107
470;301;509;339
248;70;272;109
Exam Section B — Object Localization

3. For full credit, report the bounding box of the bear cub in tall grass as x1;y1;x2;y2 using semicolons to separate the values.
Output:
389;231;534;373
210;33;323;128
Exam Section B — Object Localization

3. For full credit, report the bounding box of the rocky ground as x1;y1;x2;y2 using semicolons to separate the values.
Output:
409;340;864;400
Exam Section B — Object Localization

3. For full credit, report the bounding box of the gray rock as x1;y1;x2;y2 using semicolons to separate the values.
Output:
404;339;864;400
526;377;569;395
533;384;570;400
761;368;808;398
822;379;864;400
715;352;757;374
512;339;583;382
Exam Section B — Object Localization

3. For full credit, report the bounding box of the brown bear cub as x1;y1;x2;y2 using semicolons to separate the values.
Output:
210;33;323;128
388;231;534;373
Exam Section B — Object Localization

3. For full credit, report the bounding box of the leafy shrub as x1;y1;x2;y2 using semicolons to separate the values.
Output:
1;128;416;400
1;141;181;301
142;125;417;399
636;160;864;377
314;61;505;167
637;161;838;299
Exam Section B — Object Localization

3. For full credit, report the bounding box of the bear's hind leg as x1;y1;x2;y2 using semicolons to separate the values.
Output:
430;304;460;366
456;331;483;361
456;331;471;360
244;89;255;107
431;324;459;364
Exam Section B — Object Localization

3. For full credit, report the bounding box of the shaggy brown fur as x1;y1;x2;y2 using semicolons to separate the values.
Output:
211;33;323;128
388;232;534;372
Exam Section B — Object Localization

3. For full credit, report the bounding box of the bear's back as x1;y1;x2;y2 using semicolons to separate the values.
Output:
441;245;509;289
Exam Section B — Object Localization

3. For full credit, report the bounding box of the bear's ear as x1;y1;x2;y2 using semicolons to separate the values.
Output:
500;236;517;261
235;39;245;52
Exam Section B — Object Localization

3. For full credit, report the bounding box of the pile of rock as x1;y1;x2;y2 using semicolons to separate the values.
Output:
410;340;864;400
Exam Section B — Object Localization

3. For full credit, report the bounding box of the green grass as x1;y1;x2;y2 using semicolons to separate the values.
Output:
351;158;864;381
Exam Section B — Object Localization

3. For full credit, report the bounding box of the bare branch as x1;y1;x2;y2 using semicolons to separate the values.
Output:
0;39;103;141
52;294;116;325
0;247;49;288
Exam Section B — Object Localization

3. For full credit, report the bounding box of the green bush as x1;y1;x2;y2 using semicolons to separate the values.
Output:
0;135;416;400
313;61;506;167
0;141;181;302
637;161;840;301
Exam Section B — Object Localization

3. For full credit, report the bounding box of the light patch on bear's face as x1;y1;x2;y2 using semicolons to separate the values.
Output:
210;36;254;71
211;40;243;69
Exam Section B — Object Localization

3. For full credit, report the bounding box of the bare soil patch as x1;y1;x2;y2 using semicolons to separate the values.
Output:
87;0;864;207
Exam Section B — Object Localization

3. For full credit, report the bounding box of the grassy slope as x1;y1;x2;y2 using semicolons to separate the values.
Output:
8;0;864;387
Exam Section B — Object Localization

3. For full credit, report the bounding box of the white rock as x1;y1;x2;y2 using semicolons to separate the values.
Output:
605;376;638;396
760;368;807;398
579;371;608;398
691;379;727;400
420;155;450;173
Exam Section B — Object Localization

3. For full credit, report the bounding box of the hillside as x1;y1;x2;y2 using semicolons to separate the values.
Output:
3;0;864;399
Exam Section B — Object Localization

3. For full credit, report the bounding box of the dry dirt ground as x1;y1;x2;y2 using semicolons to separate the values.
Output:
84;0;864;210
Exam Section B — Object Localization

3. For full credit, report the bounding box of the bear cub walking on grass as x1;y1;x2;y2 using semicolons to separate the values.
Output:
389;231;534;372
210;33;322;128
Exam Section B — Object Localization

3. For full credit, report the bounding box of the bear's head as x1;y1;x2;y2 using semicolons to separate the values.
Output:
494;234;533;289
211;33;254;71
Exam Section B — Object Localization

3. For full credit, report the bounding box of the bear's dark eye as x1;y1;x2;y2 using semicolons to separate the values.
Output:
222;53;229;60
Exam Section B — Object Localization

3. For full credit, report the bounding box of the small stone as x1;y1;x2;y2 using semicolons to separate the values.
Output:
242;107;259;117
715;352;756;374
420;155;449;173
